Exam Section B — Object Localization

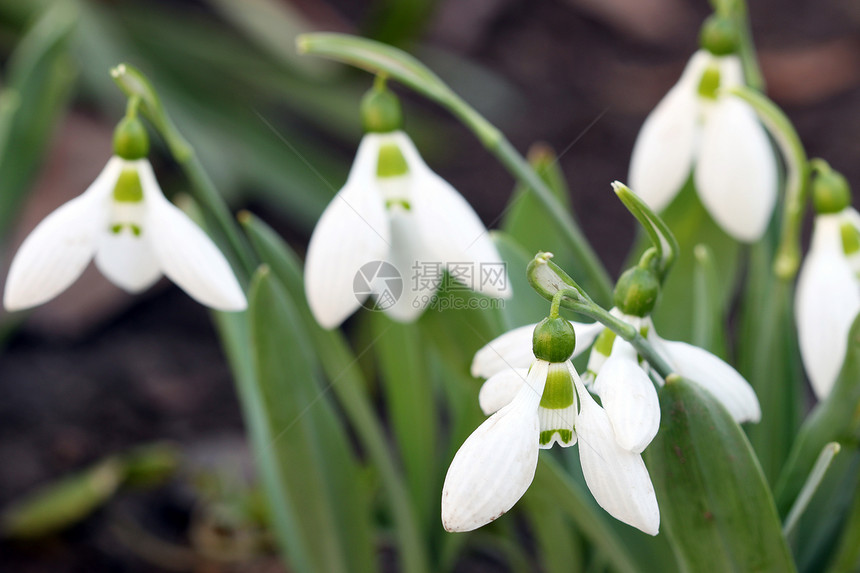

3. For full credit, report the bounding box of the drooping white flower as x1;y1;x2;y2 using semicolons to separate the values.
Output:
304;131;510;329
442;356;660;535
629;49;778;242
795;208;860;399
4;157;246;312
472;310;761;428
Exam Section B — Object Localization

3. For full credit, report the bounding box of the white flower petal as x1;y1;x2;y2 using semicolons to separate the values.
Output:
695;97;777;242
471;323;536;378
795;214;860;399
471;320;603;379
304;136;391;327
3;158;120;311
479;368;528;415
657;337;761;423
95;228;162;293
716;54;745;88
380;208;441;323
574;371;660;535
628;51;710;212
441;362;547;532
137;161;247;311
593;340;660;453
392;132;510;299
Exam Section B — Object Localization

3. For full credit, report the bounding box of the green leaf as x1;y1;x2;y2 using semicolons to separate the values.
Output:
533;458;642;573
691;244;727;355
240;213;430;573
614;181;679;281
2;460;122;539
647;377;796;573
502;144;580;284
775;314;860;515
373;315;438;535
825;460;860;573
0;1;77;236
736;243;803;484
244;266;373;573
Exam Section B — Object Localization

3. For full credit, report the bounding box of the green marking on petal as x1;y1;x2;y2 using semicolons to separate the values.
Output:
112;168;144;203
697;65;721;100
110;224;123;234
130;224;142;237
540;429;572;446
539;365;574;409
376;143;409;178
841;221;860;256
385;199;411;211
592;327;616;357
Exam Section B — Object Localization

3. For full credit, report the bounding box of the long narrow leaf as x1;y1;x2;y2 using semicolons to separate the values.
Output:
648;377;796;572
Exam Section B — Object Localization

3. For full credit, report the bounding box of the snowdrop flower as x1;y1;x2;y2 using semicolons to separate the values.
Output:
795;167;860;399
304;83;509;328
628;44;777;242
443;317;660;535
473;267;761;427
4;114;246;312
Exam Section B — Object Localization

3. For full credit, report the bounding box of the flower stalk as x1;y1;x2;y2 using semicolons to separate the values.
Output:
729;86;810;279
110;63;257;280
527;253;675;380
296;33;614;304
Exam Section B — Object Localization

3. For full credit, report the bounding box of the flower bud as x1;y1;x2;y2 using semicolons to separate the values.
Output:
700;15;740;56
613;266;660;317
113;116;150;160
812;169;851;215
361;80;402;134
533;317;576;363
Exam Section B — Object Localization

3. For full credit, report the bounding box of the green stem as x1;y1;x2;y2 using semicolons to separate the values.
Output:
110;63;257;280
549;291;563;319
729;86;809;279
527;253;674;379
733;0;764;91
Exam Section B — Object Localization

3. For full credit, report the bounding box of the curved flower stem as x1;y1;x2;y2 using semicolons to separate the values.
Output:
528;253;674;379
110;63;257;281
561;291;675;381
729;86;809;279
296;33;614;304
